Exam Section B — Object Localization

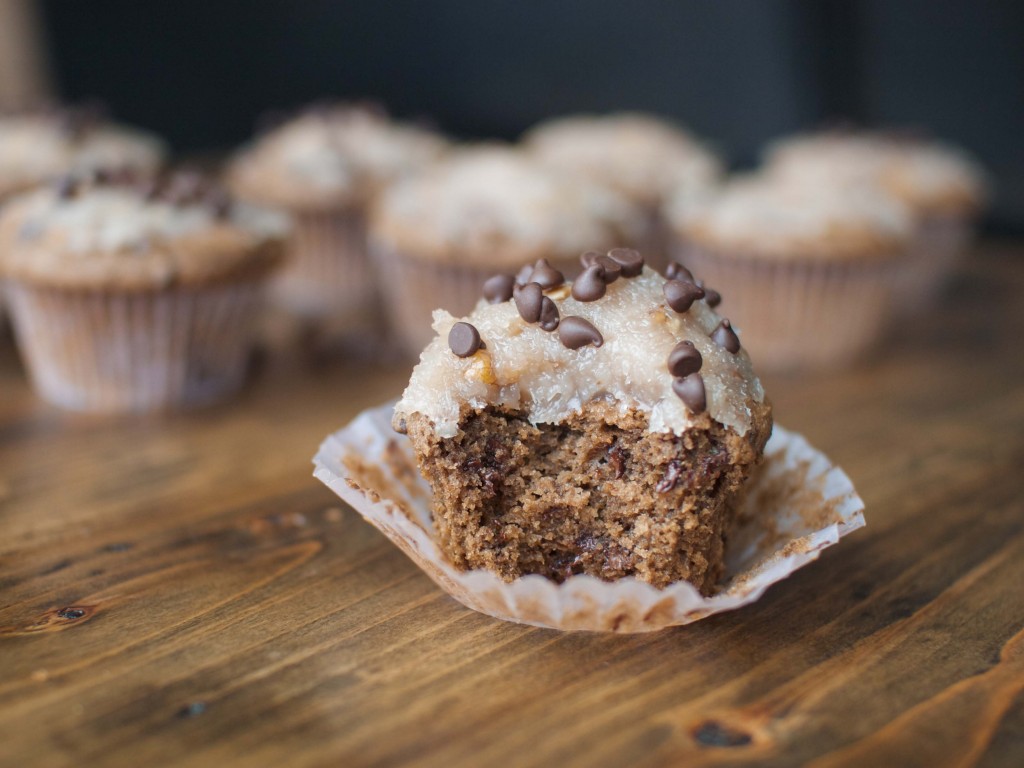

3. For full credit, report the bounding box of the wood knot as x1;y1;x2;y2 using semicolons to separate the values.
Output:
691;720;753;748
57;607;87;620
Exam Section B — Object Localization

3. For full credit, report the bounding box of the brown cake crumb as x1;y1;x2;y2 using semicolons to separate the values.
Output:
405;399;771;593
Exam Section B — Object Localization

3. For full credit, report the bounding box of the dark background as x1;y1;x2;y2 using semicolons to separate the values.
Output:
40;0;1024;230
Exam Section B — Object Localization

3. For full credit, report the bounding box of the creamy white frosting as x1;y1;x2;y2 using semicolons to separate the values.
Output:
524;113;723;204
764;132;987;212
0;117;164;195
12;186;288;252
372;146;644;263
234;108;448;200
672;174;913;257
394;267;764;439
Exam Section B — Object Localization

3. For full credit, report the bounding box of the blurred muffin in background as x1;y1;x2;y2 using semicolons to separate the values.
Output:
0;170;288;412
227;103;449;339
667;175;913;371
523;112;722;267
763;130;987;312
369;144;643;355
0;104;165;203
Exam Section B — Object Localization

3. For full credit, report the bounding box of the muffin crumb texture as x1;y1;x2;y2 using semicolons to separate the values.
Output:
405;400;770;592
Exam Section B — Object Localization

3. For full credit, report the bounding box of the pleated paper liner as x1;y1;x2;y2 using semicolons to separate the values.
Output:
313;402;865;633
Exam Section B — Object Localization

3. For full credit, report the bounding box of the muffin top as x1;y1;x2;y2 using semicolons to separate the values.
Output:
523;112;722;207
764;131;987;217
0;171;289;290
394;248;765;439
228;103;450;211
371;145;643;266
670;175;913;260
0;107;165;201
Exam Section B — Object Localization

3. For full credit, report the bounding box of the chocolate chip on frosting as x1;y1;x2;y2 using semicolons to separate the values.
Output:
514;263;534;287
539;296;560;331
667;340;703;378
663;279;705;313
665;261;695;283
514;282;544;323
559;316;603;349
712;319;741;353
527;258;565;290
580;251;622;283
697;280;722;308
572;265;607;302
448;322;483;357
607;247;644;278
54;175;79;200
483;274;515;304
672;373;707;413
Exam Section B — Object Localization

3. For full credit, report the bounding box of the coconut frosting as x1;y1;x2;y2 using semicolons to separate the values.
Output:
0;116;164;199
228;106;449;210
672;175;913;259
523;113;723;205
0;183;289;288
371;146;644;266
394;266;765;440
764;132;987;216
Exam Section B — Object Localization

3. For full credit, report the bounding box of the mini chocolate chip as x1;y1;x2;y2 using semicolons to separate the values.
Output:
539;296;560;331
205;189;233;218
514;282;544;323
712;320;741;353
559;316;603;349
514;263;535;286
607;247;644;277
483;274;515;303
666;261;695;283
667;340;703;378
528;258;565;290
581;251;622;282
572;265;607;302
703;286;722;308
664;279;705;313
673;373;707;413
448;322;483;357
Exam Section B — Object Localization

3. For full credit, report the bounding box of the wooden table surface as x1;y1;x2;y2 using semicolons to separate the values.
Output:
1;244;1022;768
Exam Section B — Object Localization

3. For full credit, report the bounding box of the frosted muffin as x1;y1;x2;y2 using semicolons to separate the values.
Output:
0;106;165;203
227;103;449;334
523;112;722;266
0;171;288;412
764;131;987;310
394;249;772;593
370;145;643;354
669;175;913;370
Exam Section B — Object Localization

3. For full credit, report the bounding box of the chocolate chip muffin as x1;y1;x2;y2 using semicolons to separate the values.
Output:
0;170;288;412
393;249;771;593
227;102;449;335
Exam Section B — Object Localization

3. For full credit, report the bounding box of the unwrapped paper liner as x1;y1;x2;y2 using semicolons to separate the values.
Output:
313;402;865;633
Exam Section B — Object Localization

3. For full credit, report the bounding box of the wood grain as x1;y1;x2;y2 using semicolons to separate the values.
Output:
1;244;1022;768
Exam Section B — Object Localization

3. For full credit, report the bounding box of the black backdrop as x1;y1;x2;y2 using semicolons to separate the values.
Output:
40;0;1024;229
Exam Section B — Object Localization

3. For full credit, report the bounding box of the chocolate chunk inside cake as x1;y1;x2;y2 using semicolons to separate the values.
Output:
395;249;772;594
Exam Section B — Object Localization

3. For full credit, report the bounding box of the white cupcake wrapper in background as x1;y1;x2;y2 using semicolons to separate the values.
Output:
893;213;973;315
4;280;265;412
313;402;865;633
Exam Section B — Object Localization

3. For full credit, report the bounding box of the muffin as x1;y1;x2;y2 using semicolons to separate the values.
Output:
370;145;643;355
393;249;772;593
523;112;722;266
0;171;288;412
764;130;987;311
669;175;914;371
227;103;449;334
0;105;165;204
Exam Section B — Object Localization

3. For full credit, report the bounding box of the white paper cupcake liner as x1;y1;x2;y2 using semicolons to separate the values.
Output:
894;212;973;315
313;402;865;633
4;279;265;412
272;208;376;326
